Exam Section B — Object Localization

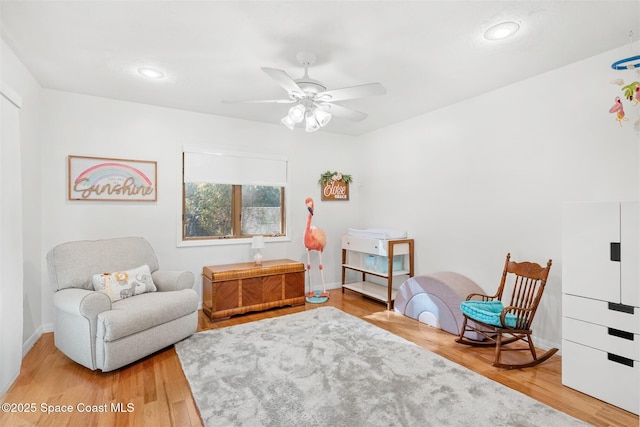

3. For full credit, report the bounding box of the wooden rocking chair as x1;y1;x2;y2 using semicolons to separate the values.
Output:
456;253;558;369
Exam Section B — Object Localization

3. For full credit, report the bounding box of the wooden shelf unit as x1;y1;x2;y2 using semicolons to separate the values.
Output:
341;236;414;309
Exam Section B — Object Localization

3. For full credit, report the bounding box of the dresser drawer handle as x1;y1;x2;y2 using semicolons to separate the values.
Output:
608;327;634;341
608;302;635;314
610;242;621;262
608;353;634;367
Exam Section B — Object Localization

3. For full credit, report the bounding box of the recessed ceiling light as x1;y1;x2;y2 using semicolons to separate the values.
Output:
137;67;165;79
484;21;520;41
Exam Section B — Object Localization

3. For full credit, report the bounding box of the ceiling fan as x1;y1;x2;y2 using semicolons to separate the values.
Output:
224;51;386;132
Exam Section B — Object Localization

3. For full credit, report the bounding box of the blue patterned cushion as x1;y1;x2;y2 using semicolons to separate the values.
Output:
460;300;517;328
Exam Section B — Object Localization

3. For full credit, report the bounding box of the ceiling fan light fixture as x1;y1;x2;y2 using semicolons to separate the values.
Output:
288;104;306;123
305;114;320;132
484;21;520;40
234;51;386;131
314;109;332;127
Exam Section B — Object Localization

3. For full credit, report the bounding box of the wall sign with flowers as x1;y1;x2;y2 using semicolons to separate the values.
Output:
319;170;352;201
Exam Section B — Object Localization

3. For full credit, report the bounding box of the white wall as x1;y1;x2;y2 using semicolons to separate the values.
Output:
356;42;640;348
0;39;42;357
0;85;24;394
39;90;361;326
2;34;638;373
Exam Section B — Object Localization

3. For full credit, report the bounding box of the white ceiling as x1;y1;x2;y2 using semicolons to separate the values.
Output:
1;1;639;136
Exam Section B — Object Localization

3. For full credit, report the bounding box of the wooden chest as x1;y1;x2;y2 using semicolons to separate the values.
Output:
202;259;306;321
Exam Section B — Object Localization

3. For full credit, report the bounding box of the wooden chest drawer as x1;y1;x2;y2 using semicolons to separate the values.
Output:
562;339;639;414
202;259;305;321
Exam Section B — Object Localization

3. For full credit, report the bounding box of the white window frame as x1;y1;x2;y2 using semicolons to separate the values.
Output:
177;146;291;247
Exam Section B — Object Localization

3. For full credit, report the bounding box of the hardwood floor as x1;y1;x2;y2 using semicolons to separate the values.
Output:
1;290;638;427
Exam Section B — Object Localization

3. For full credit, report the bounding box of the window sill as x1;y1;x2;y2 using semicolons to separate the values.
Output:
177;235;291;248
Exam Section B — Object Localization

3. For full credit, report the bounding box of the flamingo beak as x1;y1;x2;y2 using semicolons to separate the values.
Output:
307;206;314;216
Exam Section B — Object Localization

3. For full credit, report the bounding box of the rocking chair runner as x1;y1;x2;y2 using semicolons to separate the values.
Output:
456;253;558;369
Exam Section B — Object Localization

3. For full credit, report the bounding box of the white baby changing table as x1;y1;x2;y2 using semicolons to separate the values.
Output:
341;228;414;309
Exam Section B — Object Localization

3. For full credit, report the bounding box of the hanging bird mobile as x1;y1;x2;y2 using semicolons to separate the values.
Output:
303;197;329;302
621;81;640;103
609;96;627;126
609;54;640;129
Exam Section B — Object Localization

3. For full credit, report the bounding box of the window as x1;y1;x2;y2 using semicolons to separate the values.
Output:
182;148;288;241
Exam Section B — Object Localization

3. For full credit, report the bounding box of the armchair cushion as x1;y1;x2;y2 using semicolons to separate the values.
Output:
460;300;517;328
92;264;157;302
97;290;198;342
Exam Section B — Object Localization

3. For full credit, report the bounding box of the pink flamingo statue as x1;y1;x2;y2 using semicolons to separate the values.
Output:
304;197;328;298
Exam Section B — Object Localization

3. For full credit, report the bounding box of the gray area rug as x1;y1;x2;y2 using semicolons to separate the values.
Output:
176;306;588;427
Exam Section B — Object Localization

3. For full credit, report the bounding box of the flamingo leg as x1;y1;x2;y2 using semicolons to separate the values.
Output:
306;249;315;297
318;251;329;297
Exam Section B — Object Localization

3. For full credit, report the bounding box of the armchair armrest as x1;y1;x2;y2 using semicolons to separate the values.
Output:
152;270;195;292
53;288;111;319
52;288;111;371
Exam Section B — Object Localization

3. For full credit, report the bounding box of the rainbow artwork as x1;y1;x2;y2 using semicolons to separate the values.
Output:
69;157;157;201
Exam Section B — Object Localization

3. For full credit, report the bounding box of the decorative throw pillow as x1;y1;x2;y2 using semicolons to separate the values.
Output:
92;264;157;302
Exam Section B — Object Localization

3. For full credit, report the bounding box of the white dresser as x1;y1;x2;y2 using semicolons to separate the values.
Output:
562;201;639;414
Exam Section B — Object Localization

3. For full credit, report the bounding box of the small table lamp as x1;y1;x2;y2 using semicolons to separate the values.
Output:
251;236;265;266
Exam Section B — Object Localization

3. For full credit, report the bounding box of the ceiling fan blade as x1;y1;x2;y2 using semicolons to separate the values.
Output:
261;67;305;97
317;83;386;102
318;103;368;122
222;99;295;104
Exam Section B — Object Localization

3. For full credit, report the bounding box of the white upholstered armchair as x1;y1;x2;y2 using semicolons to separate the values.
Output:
46;236;198;372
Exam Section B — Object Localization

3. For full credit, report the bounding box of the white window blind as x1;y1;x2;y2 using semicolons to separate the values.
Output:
183;149;288;186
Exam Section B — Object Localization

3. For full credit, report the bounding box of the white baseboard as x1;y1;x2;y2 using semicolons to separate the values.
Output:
311;282;342;291
22;327;43;357
0;371;19;395
531;335;563;356
1;326;50;394
22;323;54;357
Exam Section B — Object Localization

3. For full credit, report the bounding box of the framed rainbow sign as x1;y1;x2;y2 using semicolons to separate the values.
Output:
68;155;157;201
